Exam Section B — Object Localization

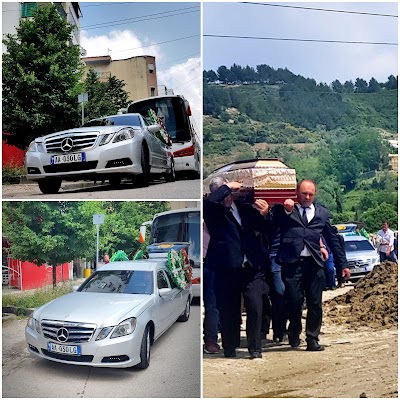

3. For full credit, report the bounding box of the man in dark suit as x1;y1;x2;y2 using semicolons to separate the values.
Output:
204;177;271;359
274;179;348;351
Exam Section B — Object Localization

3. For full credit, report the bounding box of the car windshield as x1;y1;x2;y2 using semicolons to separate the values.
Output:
78;270;153;294
83;115;141;127
345;240;375;252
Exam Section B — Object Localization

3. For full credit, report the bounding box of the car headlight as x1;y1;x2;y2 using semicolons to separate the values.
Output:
27;317;41;333
111;318;137;338
96;327;114;341
112;129;135;143
99;133;115;146
27;141;45;153
27;141;36;152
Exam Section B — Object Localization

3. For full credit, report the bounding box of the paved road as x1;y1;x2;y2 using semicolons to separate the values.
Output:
2;176;201;200
2;300;201;398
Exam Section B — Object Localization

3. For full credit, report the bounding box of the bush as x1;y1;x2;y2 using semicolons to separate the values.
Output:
2;163;25;184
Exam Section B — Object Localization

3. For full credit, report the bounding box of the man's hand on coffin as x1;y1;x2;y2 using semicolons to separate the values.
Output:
253;199;270;216
227;181;242;191
283;198;295;213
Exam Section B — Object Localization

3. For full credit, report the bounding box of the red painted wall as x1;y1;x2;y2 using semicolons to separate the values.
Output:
7;259;70;290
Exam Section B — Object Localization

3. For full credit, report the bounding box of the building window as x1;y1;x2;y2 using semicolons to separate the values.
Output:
150;87;156;97
148;64;155;73
21;2;37;18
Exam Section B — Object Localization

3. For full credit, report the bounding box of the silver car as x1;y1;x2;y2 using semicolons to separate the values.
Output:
25;260;192;369
25;114;176;194
343;235;380;280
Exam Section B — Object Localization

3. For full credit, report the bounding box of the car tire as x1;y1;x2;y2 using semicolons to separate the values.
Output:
164;158;176;182
137;145;150;187
109;176;121;187
135;325;151;369
177;298;190;322
38;179;62;194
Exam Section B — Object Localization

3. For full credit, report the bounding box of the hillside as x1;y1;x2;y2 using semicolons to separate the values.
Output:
203;67;398;230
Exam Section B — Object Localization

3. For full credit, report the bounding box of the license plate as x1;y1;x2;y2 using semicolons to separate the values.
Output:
47;342;81;355
351;267;366;273
51;153;85;165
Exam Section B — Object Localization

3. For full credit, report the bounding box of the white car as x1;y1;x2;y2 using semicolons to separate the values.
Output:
343;235;380;280
25;260;192;369
25;114;175;194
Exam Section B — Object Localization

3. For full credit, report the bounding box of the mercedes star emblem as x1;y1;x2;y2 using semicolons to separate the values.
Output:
57;327;69;342
61;138;74;152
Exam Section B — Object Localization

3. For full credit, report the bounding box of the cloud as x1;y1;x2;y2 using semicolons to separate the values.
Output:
81;30;202;138
158;57;202;136
80;29;164;61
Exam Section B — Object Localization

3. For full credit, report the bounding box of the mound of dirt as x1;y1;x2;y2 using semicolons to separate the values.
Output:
324;261;398;330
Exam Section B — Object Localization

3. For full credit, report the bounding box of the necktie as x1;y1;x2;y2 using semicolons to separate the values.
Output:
301;207;309;225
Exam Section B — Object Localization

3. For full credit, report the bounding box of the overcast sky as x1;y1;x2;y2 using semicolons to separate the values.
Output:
203;2;398;85
79;2;201;127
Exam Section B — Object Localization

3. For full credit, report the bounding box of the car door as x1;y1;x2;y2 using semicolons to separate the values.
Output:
142;118;167;170
153;269;175;337
164;269;184;322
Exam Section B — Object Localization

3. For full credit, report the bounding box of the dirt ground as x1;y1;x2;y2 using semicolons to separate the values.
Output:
203;262;398;398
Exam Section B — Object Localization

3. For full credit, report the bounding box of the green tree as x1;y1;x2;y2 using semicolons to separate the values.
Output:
2;202;94;287
78;201;169;259
2;4;83;149
83;69;130;122
360;203;398;232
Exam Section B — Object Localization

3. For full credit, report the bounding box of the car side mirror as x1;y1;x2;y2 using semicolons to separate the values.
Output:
148;124;161;134
158;287;172;297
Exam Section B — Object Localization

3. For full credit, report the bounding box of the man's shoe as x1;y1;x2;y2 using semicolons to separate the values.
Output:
204;342;220;354
288;335;301;348
249;351;262;359
306;340;324;351
224;349;237;358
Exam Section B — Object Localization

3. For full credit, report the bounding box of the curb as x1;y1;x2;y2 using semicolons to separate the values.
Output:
18;176;103;190
2;306;34;317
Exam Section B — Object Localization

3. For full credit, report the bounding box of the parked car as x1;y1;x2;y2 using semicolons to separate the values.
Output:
25;114;175;194
25;260;192;369
343;235;380;280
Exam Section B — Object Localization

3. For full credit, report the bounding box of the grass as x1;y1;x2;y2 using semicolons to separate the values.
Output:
2;282;76;309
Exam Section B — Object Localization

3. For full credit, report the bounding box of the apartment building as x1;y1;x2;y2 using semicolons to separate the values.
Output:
2;2;82;53
82;55;158;102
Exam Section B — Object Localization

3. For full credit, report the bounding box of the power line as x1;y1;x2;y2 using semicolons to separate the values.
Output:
81;6;199;29
175;75;201;90
204;34;397;46
82;9;200;31
80;2;129;7
108;34;199;54
240;2;398;18
157;53;200;68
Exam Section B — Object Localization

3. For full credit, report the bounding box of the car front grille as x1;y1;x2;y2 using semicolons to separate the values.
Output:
44;133;98;154
42;349;94;363
41;320;97;343
43;161;98;173
348;259;370;269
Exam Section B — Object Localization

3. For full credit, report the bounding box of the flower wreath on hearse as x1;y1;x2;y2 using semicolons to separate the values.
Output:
167;249;191;289
147;109;172;146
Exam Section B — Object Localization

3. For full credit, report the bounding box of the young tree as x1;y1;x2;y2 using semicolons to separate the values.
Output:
83;69;130;121
2;4;83;149
2;202;94;288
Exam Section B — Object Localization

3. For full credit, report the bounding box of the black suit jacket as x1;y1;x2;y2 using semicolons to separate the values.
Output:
274;203;348;269
204;185;271;270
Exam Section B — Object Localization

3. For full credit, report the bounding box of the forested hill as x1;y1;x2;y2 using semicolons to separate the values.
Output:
204;64;398;132
203;64;398;230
